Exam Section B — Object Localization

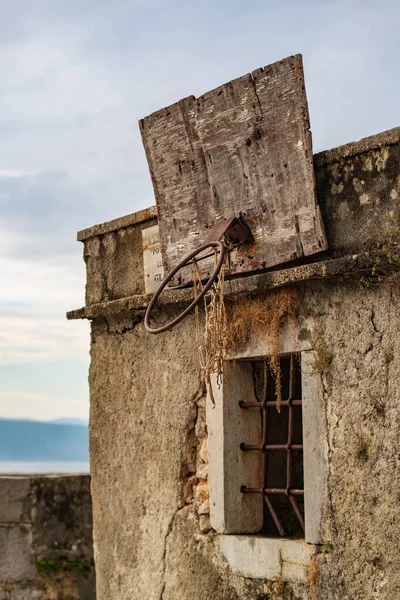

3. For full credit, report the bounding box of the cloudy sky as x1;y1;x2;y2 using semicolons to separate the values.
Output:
1;0;399;421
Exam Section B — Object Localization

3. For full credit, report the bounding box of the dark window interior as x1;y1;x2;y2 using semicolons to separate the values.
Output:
240;354;304;538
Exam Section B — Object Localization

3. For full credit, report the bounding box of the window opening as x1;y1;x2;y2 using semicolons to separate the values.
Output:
240;354;304;537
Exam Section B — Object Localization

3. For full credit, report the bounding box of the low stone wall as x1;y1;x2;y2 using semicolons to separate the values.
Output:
0;475;95;600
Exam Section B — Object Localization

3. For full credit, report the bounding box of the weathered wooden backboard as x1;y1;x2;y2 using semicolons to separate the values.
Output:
140;54;327;286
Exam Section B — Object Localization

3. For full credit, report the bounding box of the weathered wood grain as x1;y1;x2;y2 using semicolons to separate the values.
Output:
140;54;327;286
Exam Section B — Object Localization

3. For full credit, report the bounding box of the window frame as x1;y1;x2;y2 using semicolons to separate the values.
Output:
206;349;327;546
239;354;305;538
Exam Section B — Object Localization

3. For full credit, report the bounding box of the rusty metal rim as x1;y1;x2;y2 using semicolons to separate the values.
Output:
144;240;225;334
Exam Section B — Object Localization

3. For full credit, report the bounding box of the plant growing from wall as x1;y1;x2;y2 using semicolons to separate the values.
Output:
357;212;400;288
384;349;394;364
319;543;334;553
312;347;333;375
36;558;59;573
357;436;370;462
193;260;302;410
36;558;92;574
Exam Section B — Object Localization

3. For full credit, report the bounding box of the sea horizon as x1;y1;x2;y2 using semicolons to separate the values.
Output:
0;460;90;474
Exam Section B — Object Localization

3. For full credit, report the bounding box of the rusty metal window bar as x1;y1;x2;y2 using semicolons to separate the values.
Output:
240;354;304;537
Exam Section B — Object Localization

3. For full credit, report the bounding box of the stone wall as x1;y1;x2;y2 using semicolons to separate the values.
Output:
0;475;95;600
85;280;400;600
78;207;158;305
68;126;400;600
314;126;400;257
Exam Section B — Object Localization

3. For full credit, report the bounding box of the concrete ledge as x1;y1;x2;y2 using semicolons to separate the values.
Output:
77;206;158;241
66;250;382;320
314;125;400;166
219;535;316;581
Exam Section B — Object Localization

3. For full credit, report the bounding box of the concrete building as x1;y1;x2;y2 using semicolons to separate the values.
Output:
68;56;400;600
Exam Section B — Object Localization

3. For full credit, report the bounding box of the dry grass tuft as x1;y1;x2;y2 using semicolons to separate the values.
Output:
226;286;301;410
194;251;227;404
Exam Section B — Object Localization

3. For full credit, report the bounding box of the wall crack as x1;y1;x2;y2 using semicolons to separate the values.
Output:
159;505;186;600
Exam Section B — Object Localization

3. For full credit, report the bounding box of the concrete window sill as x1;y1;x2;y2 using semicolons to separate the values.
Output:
219;535;316;582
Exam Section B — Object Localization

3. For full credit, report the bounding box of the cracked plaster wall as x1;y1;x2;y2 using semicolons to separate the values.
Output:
89;276;400;600
76;126;400;600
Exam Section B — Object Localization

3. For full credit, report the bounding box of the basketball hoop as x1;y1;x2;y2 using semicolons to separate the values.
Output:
144;240;225;334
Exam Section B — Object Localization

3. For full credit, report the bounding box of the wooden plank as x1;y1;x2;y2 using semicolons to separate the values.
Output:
140;54;327;286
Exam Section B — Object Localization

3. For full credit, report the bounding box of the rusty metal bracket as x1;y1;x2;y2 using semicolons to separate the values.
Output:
204;216;254;246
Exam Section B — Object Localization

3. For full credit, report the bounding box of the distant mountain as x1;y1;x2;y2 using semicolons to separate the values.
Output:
50;418;89;427
0;419;89;462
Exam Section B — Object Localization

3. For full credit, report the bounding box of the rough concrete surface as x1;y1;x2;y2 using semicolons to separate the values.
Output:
304;278;400;600
0;479;30;524
89;307;202;600
30;476;93;563
70;125;400;599
0;475;95;600
83;217;157;305
87;276;400;600
315;132;400;256
9;585;44;600
0;525;35;583
77;206;158;242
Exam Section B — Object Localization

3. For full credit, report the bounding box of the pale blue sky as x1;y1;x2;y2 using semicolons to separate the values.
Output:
1;0;399;420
